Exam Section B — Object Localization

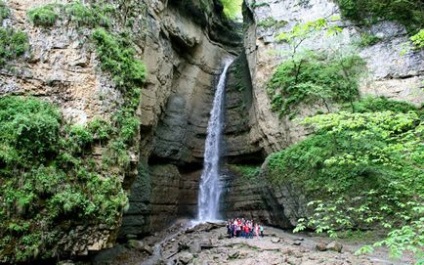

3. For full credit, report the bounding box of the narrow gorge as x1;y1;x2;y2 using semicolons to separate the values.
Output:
1;0;424;264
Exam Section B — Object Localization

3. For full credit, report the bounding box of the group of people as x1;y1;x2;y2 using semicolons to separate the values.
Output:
226;218;264;239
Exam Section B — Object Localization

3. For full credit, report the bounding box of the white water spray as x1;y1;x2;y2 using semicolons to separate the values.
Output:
197;60;232;221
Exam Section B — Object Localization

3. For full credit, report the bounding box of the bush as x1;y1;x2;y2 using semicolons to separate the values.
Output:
92;28;145;89
411;29;424;48
65;1;113;28
257;17;287;29
0;96;129;263
348;96;418;113
0;28;29;68
27;4;59;27
266;107;424;261
220;0;242;19
334;0;424;32
0;0;10;24
358;32;381;47
0;96;60;165
267;52;365;116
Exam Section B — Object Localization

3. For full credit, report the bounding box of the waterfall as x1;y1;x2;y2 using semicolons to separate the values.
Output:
197;60;232;221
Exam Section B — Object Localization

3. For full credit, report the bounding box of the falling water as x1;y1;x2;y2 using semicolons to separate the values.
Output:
197;60;232;221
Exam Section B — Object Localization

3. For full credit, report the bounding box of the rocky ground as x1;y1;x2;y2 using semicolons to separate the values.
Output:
79;219;416;265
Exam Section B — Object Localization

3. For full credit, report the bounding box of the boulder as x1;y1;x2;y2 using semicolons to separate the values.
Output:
228;250;240;259
271;237;281;243
326;241;343;253
315;243;327;251
179;252;194;264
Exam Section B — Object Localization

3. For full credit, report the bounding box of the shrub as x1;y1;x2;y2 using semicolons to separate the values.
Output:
220;0;242;19
0;96;60;165
0;0;10;24
92;28;145;90
267;108;424;261
267;52;365;116
257;17;287;29
348;96;418;113
0;28;29;68
333;0;424;32
27;4;59;27
358;32;381;47
0;96;129;263
411;29;424;48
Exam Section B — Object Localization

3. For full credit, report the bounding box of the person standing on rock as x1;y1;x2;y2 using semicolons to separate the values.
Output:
259;224;264;237
254;223;260;238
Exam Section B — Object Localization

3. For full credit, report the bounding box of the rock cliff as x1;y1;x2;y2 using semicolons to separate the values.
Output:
222;0;424;228
243;0;424;153
2;0;424;261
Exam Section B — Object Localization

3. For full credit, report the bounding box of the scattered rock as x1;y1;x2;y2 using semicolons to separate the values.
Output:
189;240;201;253
315;242;327;251
128;239;144;250
179;252;194;264
200;238;214;249
143;245;153;255
228;250;240;259
293;240;302;246
271;237;281;243
326;241;343;253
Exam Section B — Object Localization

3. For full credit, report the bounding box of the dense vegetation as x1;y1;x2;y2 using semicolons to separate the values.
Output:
265;97;424;263
334;0;424;48
0;97;129;263
334;0;424;32
0;1;146;263
27;1;115;28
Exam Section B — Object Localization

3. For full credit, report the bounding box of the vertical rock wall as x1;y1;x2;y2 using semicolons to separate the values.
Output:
243;0;424;153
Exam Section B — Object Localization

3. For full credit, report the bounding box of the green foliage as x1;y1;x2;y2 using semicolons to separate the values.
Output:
0;28;29;68
276;18;336;44
348;96;418;113
250;2;269;8
64;1;114;28
87;118;113;142
267;52;365;116
220;0;242;19
266;106;424;262
333;0;424;32
27;4;59;27
411;29;424;49
269;18;363;117
257;17;287;29
0;96;60;165
229;164;261;181
0;96;129;263
357;209;424;264
28;1;115;29
92;28;145;89
358;32;381;47
0;0;10;24
4;2;146;263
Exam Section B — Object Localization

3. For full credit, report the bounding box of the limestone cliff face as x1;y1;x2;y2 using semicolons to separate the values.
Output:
0;0;249;255
222;0;424;228
243;0;424;153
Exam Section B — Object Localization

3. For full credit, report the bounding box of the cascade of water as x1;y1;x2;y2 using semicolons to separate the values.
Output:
197;60;233;221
